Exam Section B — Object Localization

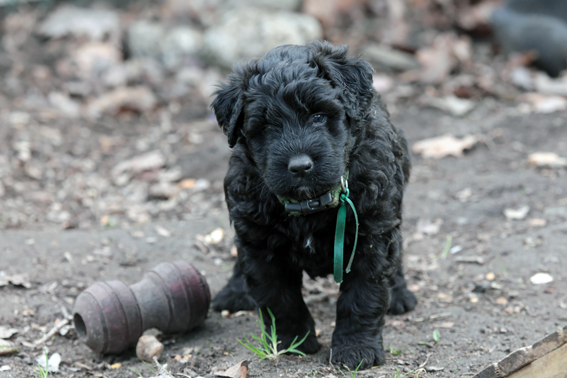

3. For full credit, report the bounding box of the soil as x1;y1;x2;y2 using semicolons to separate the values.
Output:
1;3;567;378
1;100;566;378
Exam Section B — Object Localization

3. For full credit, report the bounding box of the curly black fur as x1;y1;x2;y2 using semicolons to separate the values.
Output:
211;41;417;370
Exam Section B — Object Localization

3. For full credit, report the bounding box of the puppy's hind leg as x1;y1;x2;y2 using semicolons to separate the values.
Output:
212;261;256;312
388;265;417;315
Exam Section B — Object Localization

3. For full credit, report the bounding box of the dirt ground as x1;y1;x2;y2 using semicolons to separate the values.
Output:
1;99;566;378
1;2;567;378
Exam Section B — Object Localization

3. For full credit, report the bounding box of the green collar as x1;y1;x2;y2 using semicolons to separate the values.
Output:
277;172;349;216
277;172;359;284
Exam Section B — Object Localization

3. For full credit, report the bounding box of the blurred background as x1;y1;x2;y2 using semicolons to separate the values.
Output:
0;0;566;231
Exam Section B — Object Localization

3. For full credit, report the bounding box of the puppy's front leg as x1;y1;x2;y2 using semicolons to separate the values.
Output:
331;265;390;370
244;254;320;354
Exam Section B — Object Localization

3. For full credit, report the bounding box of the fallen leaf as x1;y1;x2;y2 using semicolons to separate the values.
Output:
529;218;547;227
111;150;166;178
520;93;567;114
530;272;553;285
533;72;567;96
5;274;31;289
415;33;468;84
215;360;248;378
86;86;157;119
155;226;171;238
504;205;530;220
0;326;18;339
423;95;476;117
0;340;19;356
36;352;61;373
412;134;478;159
528;152;567;168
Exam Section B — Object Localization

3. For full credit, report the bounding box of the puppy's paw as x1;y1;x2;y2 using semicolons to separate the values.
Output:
212;286;256;312
388;287;417;315
330;343;385;370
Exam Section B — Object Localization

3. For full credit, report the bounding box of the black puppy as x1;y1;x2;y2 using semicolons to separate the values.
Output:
211;41;416;370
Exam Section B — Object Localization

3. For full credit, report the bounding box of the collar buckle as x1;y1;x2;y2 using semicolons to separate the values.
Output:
284;192;333;215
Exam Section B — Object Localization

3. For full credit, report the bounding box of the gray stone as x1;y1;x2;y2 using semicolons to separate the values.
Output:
228;0;301;11
161;26;204;68
203;8;322;68
127;20;166;58
360;44;421;71
38;5;120;43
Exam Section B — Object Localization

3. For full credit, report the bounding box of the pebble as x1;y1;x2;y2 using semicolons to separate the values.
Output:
530;272;553;285
136;335;164;362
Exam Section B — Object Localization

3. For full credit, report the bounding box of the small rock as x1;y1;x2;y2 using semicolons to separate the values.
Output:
495;297;508;305
204;228;225;245
161;26;204;67
38;5;120;42
127;20;166;58
48;92;81;118
485;272;496;281
530;272;553;285
203;8;322;68
136;335;164;362
155;226;171;238
0;366;10;371
504;205;530;220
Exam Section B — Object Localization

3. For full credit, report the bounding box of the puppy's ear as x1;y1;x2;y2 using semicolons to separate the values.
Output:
211;64;251;148
309;41;375;121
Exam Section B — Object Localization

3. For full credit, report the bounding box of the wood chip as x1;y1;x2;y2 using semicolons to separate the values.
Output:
528;152;567;168
412;134;479;159
455;256;485;265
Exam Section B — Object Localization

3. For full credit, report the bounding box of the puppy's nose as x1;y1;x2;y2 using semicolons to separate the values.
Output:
288;155;314;177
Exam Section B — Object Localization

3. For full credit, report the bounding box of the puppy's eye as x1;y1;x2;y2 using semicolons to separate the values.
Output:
312;114;327;124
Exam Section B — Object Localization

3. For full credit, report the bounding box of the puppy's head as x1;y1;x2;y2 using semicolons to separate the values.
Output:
212;41;374;201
